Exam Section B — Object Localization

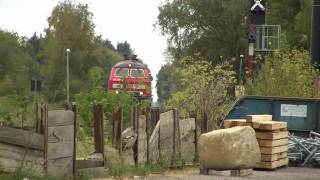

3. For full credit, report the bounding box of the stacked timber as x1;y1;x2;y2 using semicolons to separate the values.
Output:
224;115;289;170
223;119;248;128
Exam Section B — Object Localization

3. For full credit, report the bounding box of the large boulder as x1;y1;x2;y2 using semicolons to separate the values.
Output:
198;126;261;170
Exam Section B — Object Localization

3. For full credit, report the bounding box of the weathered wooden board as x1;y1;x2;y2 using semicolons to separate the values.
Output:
76;159;104;169
246;115;272;122
149;121;160;163
256;158;288;169
0;127;44;150
223;119;247;128
48;141;74;159
77;166;107;178
260;145;288;154
0;143;44;164
159;114;174;139
258;138;288;147
48;125;74;143
180;131;195;165
48;156;73;177
48;110;74;127
252;121;287;130
0;156;44;174
137;115;147;164
137;138;147;164
256;131;288;140
159;110;174;122
159;137;174;164
138;115;147;130
180;118;195;134
261;152;287;162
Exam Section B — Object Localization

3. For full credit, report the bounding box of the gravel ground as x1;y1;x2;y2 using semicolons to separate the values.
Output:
143;167;320;180
95;167;320;180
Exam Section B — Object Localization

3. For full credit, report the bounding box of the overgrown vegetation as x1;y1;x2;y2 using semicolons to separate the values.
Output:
166;56;236;128
107;155;191;178
156;0;314;108
75;88;139;156
75;69;149;156
246;48;320;98
0;0;134;128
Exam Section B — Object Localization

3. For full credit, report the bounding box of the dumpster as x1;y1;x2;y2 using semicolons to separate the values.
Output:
226;96;320;131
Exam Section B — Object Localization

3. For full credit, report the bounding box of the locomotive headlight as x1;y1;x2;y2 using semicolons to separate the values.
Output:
139;91;143;95
128;64;132;68
115;90;119;94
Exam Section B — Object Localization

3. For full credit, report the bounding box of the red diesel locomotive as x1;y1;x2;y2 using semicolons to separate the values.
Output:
108;55;152;98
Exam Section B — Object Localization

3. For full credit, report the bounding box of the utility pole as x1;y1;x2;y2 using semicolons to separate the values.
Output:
66;48;71;105
247;0;266;77
311;0;320;67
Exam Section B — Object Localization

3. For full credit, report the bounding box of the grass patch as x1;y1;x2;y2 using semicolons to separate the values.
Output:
108;163;168;178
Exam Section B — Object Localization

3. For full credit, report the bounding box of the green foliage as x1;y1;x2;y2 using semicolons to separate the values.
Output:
0;30;37;127
116;41;134;56
75;85;148;141
246;48;319;98
156;63;181;108
40;1;122;103
41;1;96;102
108;163;168;178
268;0;312;49
167;56;236;127
157;0;249;62
156;0;248;104
0;31;31;97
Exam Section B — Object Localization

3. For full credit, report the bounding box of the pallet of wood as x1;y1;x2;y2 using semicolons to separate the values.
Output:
252;120;288;170
223;115;289;170
200;168;252;177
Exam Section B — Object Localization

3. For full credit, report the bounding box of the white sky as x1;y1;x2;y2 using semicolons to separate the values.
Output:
0;0;168;101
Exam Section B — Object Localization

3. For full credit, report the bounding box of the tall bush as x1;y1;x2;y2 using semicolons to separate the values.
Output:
167;56;236;129
246;49;319;98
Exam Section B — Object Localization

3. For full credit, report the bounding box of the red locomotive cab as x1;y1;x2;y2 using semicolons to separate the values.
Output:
108;55;152;98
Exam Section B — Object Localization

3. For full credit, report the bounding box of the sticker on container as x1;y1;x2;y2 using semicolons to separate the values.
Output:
280;104;307;117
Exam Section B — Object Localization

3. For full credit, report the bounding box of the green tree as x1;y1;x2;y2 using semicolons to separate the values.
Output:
267;0;311;49
156;63;181;109
41;1;97;102
0;30;35;127
92;36;122;87
167;57;236;128
116;41;133;56
95;35;116;50
157;0;249;62
0;30;31;97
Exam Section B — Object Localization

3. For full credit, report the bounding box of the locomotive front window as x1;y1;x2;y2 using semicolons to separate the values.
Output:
115;68;129;77
131;69;144;77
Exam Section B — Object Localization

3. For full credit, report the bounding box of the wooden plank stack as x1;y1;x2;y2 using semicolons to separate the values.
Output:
224;115;288;170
